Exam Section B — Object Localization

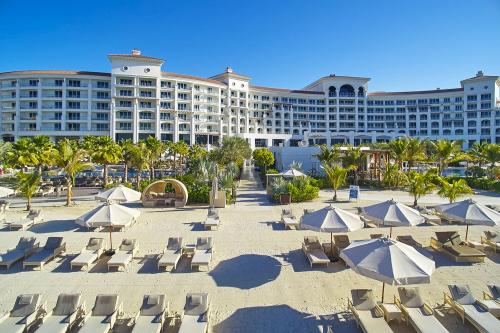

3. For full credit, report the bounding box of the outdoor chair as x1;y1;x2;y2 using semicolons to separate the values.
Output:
23;237;66;270
131;294;168;333
0;237;39;269
431;232;486;263
302;236;330;268
178;293;209;333
0;294;45;333
191;237;213;271
158;237;183;271
77;294;121;333
348;289;393;333
70;238;105;270
35;293;84;333
107;239;138;271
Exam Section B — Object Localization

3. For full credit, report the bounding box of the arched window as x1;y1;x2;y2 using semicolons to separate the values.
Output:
339;84;355;97
328;86;337;97
358;87;365;97
455;129;463;135
443;129;451;135
468;120;476;127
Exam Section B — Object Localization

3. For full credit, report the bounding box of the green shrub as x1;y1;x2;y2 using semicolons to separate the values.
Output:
186;182;210;203
266;168;279;175
444;176;500;193
287;177;319;202
309;177;328;189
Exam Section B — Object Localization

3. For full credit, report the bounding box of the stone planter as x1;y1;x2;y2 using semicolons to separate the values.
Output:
280;193;291;205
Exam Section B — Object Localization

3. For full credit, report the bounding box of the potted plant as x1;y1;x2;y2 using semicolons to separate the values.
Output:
271;177;291;205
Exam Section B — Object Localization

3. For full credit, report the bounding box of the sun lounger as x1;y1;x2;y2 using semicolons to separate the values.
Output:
0;237;39;269
333;234;350;257
35;293;84;333
191;237;213;271
483;284;500;317
158;237;183;271
431;232;486;263
203;209;220;230
131;294;168;333
302;236;330;267
70;238;105;270
179;293;209;333
107;238;138;271
444;284;500;333
23;237;66;270
420;213;441;224
396;235;433;260
0;294;45;333
348;289;393;333
281;208;299;230
395;287;450;333
77;294;121;333
481;231;500;252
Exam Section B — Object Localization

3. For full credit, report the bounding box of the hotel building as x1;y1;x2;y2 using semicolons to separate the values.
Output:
1;49;499;149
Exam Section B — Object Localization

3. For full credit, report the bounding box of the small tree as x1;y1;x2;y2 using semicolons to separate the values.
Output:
322;164;348;201
406;170;437;206
438;178;473;203
91;136;122;187
252;148;274;173
16;171;41;211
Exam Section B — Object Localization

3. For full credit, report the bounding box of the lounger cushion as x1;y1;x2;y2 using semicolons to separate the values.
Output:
351;290;377;311
120;239;136;251
450;285;476;305
141;294;165;316
304;236;319;246
167;238;182;251
0;249;24;265
92;295;118;316
108;252;132;266
185;293;209;316
11;294;40;317
44;237;63;250
0;317;28;333
17;237;36;250
178;314;207;333
479;299;500;316
406;308;449;333
435;232;455;245
25;249;52;264
53;294;80;316
444;245;485;257
77;315;111;333
191;251;211;265
462;303;500;333
356;310;392;333
196;238;212;250
307;249;329;263
488;284;500;300
158;251;181;266
132;315;162;333
72;250;98;266
35;315;70;333
87;238;103;251
399;288;424;308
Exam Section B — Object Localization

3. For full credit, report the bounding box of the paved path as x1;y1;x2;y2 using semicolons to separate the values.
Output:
233;166;271;208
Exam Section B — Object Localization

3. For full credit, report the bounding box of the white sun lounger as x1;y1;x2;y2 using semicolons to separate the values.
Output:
396;287;450;333
107;239;138;271
203;209;220;230
158;237;183;271
302;236;330;267
35;293;84;333
281;208;299;229
445;284;500;333
77;294;121;333
178;293;209;333
482;284;500;317
348;289;393;333
131;294;168;333
23;237;66;270
0;237;39;269
70;238;105;270
0;294;45;333
191;237;213;271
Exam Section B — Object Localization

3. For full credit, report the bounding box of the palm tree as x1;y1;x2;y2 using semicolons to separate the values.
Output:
144;136;165;180
91;136;122;187
31;136;55;174
120;139;134;184
322;164;348;201
128;142;150;190
16;171;41;211
430;139;463;175
382;162;407;189
437;178;473;203
342;147;366;185
387;137;408;170
314;144;340;165
212;136;252;166
188;144;208;160
405;137;426;170
482;143;500;176
175;141;190;175
6;138;38;169
53;139;92;206
406;170;437;206
468;141;488;169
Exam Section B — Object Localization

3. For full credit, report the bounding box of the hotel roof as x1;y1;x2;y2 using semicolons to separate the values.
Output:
250;85;324;95
0;70;111;77
368;87;464;96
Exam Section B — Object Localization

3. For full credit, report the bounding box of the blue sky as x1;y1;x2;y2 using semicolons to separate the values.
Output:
0;0;499;91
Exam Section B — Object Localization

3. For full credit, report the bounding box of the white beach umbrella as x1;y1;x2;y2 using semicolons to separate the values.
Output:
300;205;364;254
361;199;425;236
96;185;142;203
435;199;500;241
0;186;14;198
279;168;306;178
75;203;141;249
340;237;436;302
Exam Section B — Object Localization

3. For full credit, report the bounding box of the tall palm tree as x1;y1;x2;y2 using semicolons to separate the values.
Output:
322;163;348;201
173;141;190;175
430;139;463;175
6;137;38;169
16;171;41;211
437;178;473;203
128;142;150;190
314;144;340;165
342;147;366;185
91;136;122;187
468;141;488;169
144;136;165;180
53;139;92;206
405;137;426;170
120;139;134;183
212;136;252;166
31;136;55;174
387;137;408;170
482;143;500;175
406;170;437;206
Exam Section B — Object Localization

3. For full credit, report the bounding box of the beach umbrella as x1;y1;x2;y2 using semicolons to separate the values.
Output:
96;185;142;203
0;186;14;198
361;199;425;237
340;237;435;302
435;199;500;241
75;202;141;249
300;205;364;255
279;168;306;178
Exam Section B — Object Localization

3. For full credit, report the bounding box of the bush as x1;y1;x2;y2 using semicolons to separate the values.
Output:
266;168;279;175
444;176;500;193
309;176;328;189
186;182;210;203
287;177;319;203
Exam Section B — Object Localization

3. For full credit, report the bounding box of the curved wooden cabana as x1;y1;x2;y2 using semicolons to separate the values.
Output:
142;179;188;208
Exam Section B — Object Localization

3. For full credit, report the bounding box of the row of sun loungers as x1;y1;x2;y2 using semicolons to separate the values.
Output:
349;284;500;333
158;237;214;271
0;292;209;333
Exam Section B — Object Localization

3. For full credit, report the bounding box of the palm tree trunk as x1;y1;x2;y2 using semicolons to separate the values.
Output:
333;189;337;202
413;196;418;207
103;164;109;188
66;176;72;206
150;165;155;181
124;164;128;183
26;196;32;211
136;172;141;191
173;155;177;176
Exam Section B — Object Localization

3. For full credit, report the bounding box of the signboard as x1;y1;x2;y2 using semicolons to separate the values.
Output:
349;185;360;201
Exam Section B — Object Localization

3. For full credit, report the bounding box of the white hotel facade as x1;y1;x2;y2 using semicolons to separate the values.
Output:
1;49;499;149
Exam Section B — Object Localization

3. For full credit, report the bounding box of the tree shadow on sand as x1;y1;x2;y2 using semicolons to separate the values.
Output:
213;305;355;333
209;254;281;289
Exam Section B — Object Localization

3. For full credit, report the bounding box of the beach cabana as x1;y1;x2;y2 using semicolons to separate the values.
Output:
435;199;500;241
142;179;188;208
340;237;435;302
96;185;142;203
300;206;364;256
361;199;425;237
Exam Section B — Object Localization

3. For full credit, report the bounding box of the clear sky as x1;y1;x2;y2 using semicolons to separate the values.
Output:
1;0;499;92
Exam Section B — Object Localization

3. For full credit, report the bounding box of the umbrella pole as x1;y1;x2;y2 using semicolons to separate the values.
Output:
465;224;469;242
331;232;334;259
109;228;113;250
381;282;385;303
389;226;393;238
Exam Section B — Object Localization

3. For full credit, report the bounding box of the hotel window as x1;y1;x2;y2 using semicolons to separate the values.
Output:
120;90;132;97
429;98;439;104
177;83;188;90
54;101;62;109
417;99;428;104
160;102;171;109
140;91;152;97
29;101;37;109
96;102;109;110
467;95;477;102
443;98;451;103
160;92;171;98
67;123;80;131
29;80;39;87
161;81;172;88
97;81;109;88
96;123;109;131
119;101;132;107
140;80;153;87
481;103;491;109
97;91;109;99
55;79;64;87
480;93;491;101
454;97;463;103
118;111;132;119
29;90;37;98
139;101;152;108
68;90;81;98
467;104;476;110
54;123;61;131
68;102;80;109
68;80;81;87
455;105;463;111
118;123;132;130
95;113;108;120
139;112;152;119
178;93;188;100
55;90;63;98
119;79;133;85
178;103;188;110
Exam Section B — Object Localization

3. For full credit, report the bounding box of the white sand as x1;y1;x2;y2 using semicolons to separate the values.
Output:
0;169;499;333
